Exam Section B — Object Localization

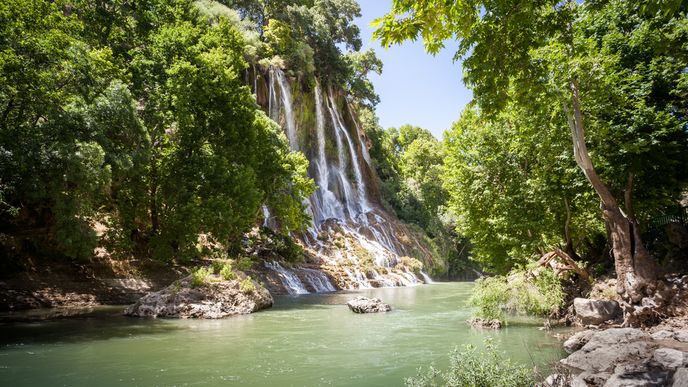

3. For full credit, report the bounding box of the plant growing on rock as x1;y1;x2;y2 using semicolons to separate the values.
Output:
191;267;214;288
469;268;565;322
240;277;256;294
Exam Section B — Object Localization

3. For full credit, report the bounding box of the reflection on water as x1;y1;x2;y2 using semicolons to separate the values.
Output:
0;282;565;386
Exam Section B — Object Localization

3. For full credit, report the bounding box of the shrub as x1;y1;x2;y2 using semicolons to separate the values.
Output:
469;267;565;322
191;266;213;288
405;338;533;387
239;277;256;293
235;256;254;271
219;264;235;281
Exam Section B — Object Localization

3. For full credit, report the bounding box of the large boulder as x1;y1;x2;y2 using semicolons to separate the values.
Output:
561;328;655;373
574;298;622;325
124;274;273;318
346;296;391;313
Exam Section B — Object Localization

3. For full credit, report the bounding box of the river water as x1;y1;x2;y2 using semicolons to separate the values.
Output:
0;282;565;386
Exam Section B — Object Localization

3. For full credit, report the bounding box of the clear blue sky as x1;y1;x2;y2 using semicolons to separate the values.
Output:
355;1;473;138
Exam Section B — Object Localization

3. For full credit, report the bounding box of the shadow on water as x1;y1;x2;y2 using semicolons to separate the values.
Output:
0;310;184;347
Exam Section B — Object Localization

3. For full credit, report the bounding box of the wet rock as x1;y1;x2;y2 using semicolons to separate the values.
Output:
673;368;688;387
561;328;655;373
603;363;670;386
564;330;595;354
573;298;622;325
466;317;502;330
346;296;391;313
653;348;687;370
124;275;273;318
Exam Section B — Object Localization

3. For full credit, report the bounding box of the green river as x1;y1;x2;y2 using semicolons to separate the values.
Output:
0;282;565;386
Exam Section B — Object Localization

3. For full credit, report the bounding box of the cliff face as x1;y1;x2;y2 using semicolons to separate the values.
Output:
251;67;438;293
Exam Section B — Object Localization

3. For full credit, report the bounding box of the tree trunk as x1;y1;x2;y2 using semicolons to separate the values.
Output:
566;80;657;305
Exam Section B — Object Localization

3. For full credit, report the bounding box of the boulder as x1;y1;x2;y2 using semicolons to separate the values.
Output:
673;368;688;387
124;275;273;318
653;348;687;370
561;328;655;373
573;297;622;325
346;296;391;313
564;330;595;354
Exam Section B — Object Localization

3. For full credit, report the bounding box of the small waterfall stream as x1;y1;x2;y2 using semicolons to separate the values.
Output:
301;268;336;293
420;271;434;284
265;261;309;295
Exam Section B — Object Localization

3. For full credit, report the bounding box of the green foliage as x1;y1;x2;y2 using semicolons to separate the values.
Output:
443;106;603;272
191;266;214;287
469;269;565;322
375;0;688;273
405;338;533;387
0;0;315;262
235;256;255;271
211;260;236;280
239;276;256;293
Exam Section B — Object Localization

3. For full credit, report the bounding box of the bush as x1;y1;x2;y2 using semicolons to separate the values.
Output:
405;338;533;387
235;256;254;271
239;277;256;293
469;267;565;322
191;266;213;288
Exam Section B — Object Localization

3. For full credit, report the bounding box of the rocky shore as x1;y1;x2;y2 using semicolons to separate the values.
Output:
125;274;273;319
545;327;688;386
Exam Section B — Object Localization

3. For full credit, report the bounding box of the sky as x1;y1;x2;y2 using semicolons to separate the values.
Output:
354;1;473;139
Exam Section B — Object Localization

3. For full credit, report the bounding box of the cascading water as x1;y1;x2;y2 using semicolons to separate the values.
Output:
264;261;309;295
420;271;434;284
301;268;336;293
261;68;425;292
313;83;345;223
270;67;299;150
327;90;370;213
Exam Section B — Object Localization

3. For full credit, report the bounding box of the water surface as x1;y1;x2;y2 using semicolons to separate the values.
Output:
0;282;564;386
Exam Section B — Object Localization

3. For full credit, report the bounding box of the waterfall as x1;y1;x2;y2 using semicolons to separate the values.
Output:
263;71;425;290
343;268;372;289
313;83;345;223
420;271;434;284
262;205;271;228
324;93;358;219
327;90;370;213
264;261;309;295
371;269;397;287
270;68;299;150
301;268;336;293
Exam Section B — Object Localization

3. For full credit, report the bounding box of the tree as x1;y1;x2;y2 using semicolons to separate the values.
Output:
374;1;688;308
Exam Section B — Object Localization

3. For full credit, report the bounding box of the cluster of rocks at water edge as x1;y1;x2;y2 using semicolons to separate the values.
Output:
125;274;273;319
544;327;688;386
346;296;391;313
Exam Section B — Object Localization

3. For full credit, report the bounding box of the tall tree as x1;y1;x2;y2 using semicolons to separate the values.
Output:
374;0;688;312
